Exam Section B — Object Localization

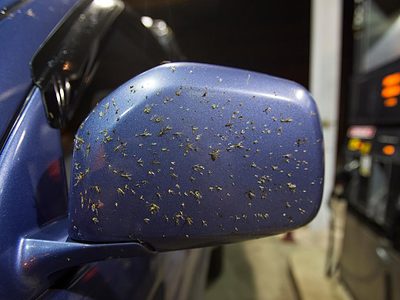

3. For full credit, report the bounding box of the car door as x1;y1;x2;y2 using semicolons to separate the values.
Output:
0;0;209;299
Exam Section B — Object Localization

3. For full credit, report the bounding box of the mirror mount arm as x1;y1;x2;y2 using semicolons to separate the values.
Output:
14;218;153;298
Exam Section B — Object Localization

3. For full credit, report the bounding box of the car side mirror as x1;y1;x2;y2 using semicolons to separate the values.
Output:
68;62;324;251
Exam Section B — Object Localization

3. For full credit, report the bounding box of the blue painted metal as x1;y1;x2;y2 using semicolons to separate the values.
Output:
16;218;152;299
69;62;324;251
0;88;68;298
0;0;78;146
0;2;208;298
0;87;155;300
0;2;209;298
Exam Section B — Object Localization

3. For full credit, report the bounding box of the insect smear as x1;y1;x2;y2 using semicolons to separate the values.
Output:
137;129;152;137
192;164;205;173
91;201;102;215
263;107;272;114
246;190;256;200
90;185;101;193
74;135;85;150
280;117;293;123
120;172;132;180
184;143;196;155
295;138;307;147
283;154;292;163
262;128;271;134
85;144;91;157
250;162;260;169
151;115;163;123
287;182;297;191
159;126;172;136
209;148;221;161
100;129;113;143
143;105;152;114
189;190;202;202
227;141;244;151
74;168;90;186
257;175;269;185
124;184;135;194
137;158;144;167
114;142;127;152
225;121;234;128
149;203;160;214
209;185;223;192
186;217;194;225
117;187;125;196
191;126;199;134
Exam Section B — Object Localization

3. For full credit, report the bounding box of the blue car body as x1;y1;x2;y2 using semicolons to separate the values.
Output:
0;0;209;298
0;1;324;298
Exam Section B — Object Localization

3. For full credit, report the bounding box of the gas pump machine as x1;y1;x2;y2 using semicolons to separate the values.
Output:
339;1;400;299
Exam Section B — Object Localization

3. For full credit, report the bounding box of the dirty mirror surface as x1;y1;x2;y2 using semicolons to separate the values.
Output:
69;63;324;251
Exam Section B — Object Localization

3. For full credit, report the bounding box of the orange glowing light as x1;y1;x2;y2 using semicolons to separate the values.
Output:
384;97;398;107
381;86;400;98
62;61;71;71
382;145;396;156
382;72;400;87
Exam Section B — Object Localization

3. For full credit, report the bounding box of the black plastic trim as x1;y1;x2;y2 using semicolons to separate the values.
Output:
30;0;124;128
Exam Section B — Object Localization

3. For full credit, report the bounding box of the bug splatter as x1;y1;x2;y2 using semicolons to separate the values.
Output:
209;148;221;161
149;203;160;214
74;168;90;186
287;183;296;191
246;190;256;200
159;126;172;136
189;190;202;202
137;129;152;137
143;105;152;114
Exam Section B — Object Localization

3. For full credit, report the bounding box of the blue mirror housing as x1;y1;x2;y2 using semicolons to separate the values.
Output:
69;63;324;251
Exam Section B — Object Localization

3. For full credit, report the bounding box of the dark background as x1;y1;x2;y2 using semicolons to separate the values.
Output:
129;0;311;88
